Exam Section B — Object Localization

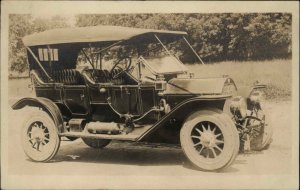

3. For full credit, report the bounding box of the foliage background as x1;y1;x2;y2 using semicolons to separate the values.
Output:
9;13;292;74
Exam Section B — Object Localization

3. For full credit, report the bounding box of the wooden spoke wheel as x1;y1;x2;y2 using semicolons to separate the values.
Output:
180;110;239;171
21;110;60;162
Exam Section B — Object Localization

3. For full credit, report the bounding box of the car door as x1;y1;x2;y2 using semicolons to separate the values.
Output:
110;85;141;116
109;84;157;117
63;85;90;116
35;83;63;103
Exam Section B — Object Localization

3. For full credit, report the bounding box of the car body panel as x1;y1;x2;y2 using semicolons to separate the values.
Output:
164;77;237;95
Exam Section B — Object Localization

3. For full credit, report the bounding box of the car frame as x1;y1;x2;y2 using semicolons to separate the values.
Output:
12;25;272;171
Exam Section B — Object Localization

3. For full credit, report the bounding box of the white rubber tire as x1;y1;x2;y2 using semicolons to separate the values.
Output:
180;110;239;171
21;110;60;162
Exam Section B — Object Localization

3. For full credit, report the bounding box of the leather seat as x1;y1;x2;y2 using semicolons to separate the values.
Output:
110;69;125;85
82;69;125;85
31;70;50;83
52;69;85;85
30;69;85;85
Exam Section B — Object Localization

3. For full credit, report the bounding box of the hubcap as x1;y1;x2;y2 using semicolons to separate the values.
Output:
191;121;224;159
28;122;50;151
200;132;216;148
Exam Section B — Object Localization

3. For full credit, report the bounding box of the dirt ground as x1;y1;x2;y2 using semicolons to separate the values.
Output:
3;99;297;189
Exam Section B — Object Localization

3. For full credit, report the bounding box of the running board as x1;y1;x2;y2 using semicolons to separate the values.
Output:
60;124;152;141
60;132;140;141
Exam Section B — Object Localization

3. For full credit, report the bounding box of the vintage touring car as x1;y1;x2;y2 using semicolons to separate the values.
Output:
12;25;272;171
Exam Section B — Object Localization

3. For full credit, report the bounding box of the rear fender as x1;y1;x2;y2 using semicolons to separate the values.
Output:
138;95;229;141
11;97;65;133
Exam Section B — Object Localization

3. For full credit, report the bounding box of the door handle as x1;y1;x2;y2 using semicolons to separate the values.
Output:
80;94;85;100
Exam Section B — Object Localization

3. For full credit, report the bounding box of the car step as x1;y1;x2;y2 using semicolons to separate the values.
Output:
61;124;152;141
60;131;140;141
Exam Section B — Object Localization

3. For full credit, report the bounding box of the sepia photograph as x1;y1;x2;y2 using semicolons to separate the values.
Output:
1;1;299;189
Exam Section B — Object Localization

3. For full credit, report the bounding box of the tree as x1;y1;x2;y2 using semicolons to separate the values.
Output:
244;13;292;60
75;13;292;63
9;14;33;73
9;14;70;74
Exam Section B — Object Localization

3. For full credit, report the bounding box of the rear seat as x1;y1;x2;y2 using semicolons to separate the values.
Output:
53;69;85;85
31;69;85;85
31;70;51;84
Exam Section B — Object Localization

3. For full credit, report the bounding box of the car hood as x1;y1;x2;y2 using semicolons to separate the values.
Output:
163;77;237;95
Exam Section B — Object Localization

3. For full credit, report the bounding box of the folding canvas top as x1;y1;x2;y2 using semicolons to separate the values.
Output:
23;25;187;47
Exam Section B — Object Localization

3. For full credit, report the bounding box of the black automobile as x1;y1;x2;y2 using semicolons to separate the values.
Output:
12;25;272;171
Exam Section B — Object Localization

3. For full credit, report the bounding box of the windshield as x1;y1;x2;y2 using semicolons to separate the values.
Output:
76;35;192;80
76;46;136;71
140;55;187;75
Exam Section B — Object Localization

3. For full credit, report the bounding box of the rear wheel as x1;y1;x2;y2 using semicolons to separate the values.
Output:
180;110;239;171
82;138;111;149
21;110;60;162
66;136;78;141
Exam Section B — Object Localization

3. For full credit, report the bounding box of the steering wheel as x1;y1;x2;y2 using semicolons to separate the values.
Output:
110;56;132;79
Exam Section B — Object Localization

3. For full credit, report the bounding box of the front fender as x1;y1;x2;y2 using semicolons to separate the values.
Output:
138;95;230;141
11;97;65;133
238;82;267;98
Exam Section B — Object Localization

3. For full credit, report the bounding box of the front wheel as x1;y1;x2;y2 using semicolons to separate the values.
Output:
21;110;60;162
180;110;239;171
